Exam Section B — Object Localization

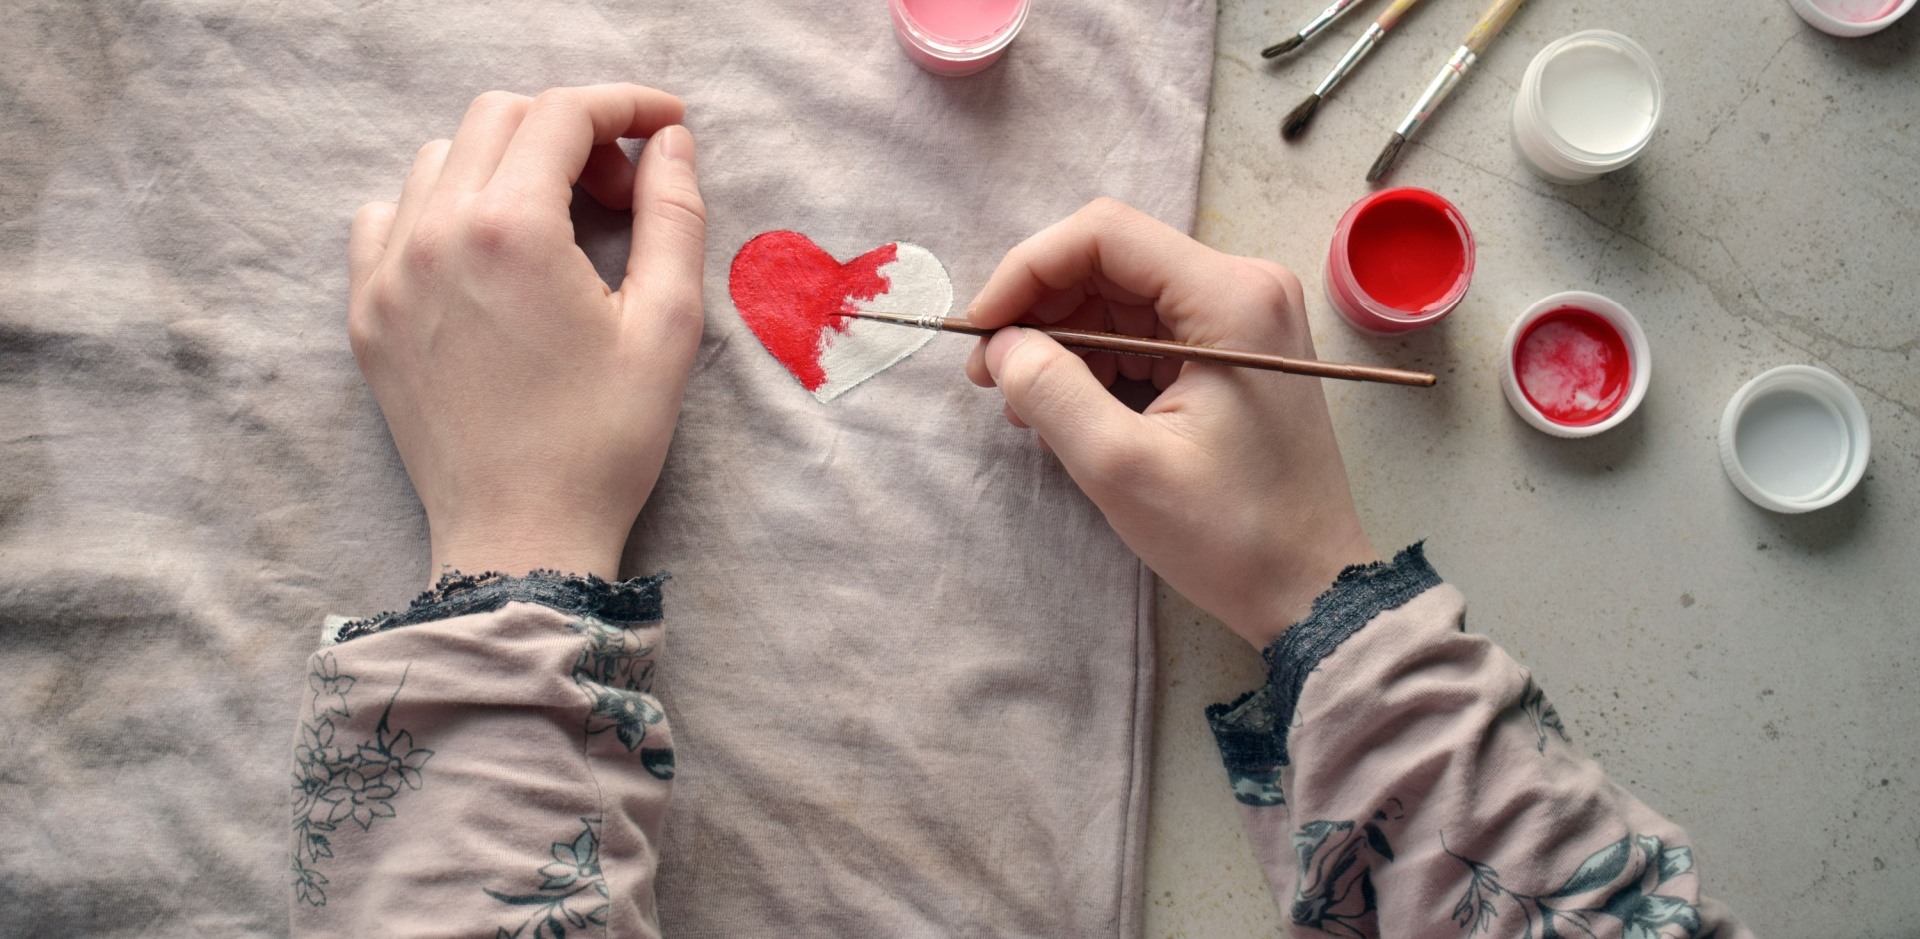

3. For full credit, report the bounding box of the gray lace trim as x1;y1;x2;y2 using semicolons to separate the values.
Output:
1204;543;1442;806
332;569;667;644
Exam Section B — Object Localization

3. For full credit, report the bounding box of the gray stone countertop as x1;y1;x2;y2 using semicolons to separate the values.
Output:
1142;1;1920;933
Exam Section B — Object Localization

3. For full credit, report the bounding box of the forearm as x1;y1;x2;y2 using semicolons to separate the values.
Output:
291;571;674;938
1207;544;1749;937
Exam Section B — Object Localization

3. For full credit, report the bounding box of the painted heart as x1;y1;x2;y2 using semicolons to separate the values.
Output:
729;230;952;402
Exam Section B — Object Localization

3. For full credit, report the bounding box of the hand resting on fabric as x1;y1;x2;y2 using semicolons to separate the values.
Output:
965;199;1376;648
346;84;707;582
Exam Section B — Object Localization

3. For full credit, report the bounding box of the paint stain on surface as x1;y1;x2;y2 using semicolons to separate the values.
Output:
729;231;897;391
1514;307;1630;426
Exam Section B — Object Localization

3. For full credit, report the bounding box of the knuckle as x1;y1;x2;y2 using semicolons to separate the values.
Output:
1242;260;1302;315
399;220;448;274
533;87;583;115
345;309;376;361
1083;196;1131;221
462;194;536;254
361;276;407;319
416;138;450;162
470;89;523;114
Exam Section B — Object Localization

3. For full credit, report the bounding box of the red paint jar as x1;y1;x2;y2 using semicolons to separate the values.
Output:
1323;188;1475;334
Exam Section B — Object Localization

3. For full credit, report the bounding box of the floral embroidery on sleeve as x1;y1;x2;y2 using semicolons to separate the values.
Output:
1518;674;1572;755
1445;832;1701;938
570;615;674;780
485;816;611;938
1290;799;1403;938
291;655;435;907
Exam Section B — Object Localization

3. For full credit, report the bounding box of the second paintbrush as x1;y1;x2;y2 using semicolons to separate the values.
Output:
835;309;1437;388
1283;0;1432;141
1367;0;1529;181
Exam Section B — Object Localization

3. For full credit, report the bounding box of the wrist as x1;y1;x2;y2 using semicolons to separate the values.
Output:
1230;524;1378;649
427;509;631;584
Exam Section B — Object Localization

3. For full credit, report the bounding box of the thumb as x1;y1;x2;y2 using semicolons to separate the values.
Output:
986;327;1153;486
621;125;707;358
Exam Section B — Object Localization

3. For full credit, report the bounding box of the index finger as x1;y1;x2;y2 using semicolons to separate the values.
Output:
966;198;1215;330
490;83;685;205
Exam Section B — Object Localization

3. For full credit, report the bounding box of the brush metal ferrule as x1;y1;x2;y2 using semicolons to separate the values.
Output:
1313;23;1388;97
1394;46;1478;137
1297;0;1367;43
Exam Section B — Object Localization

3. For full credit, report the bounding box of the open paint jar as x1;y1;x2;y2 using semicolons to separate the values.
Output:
1719;365;1871;513
1324;188;1475;334
1500;291;1650;438
1512;31;1664;184
889;0;1031;76
1788;0;1916;36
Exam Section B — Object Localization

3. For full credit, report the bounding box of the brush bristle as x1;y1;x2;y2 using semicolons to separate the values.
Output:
1261;34;1305;59
1281;94;1321;140
1366;133;1407;183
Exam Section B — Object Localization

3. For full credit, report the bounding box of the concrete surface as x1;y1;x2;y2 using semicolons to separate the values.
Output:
1142;1;1920;934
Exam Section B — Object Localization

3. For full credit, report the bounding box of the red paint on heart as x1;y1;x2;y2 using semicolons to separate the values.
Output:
729;231;899;391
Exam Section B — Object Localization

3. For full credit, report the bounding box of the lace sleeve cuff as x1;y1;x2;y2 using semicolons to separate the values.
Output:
327;570;667;645
1203;543;1442;806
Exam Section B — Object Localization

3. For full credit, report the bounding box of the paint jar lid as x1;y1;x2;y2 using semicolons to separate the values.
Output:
1787;0;1916;36
1719;365;1871;513
1500;291;1651;438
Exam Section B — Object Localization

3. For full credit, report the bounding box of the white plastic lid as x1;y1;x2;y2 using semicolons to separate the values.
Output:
1718;365;1871;513
1500;291;1651;438
1788;0;1916;36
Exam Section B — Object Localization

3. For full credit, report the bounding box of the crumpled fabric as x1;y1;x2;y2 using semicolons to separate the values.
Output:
0;1;1213;934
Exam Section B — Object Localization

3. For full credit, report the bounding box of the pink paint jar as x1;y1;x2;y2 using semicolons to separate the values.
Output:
889;0;1031;76
1322;188;1475;334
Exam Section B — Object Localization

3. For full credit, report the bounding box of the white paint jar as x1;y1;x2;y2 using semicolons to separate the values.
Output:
1511;31;1664;184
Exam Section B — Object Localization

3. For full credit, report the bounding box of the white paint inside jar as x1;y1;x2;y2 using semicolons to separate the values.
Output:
1811;0;1898;20
1735;388;1849;501
1540;39;1658;155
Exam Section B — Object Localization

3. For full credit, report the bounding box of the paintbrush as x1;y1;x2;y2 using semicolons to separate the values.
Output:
836;309;1437;388
1283;0;1432;140
1366;0;1528;182
1261;0;1375;59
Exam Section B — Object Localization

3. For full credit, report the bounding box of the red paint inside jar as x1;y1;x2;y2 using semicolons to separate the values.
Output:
1346;190;1471;314
1514;307;1632;426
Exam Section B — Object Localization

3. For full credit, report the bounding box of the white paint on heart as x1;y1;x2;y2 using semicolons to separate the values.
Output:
811;242;952;402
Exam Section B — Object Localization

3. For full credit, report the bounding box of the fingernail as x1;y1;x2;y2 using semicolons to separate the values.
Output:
658;125;695;168
984;327;1031;382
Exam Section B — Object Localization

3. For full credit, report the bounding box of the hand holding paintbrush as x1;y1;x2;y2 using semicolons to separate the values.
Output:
1283;0;1434;140
1368;0;1529;181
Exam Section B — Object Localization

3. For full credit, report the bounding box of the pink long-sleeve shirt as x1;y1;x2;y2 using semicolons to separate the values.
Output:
289;546;1749;937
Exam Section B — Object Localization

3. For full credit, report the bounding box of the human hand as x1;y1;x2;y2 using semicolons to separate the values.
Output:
347;84;707;582
965;199;1376;648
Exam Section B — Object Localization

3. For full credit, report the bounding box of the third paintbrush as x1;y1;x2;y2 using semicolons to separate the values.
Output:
1283;0;1434;140
1367;0;1528;181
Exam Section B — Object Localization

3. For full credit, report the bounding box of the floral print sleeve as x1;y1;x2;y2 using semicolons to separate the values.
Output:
1207;545;1752;938
290;571;675;939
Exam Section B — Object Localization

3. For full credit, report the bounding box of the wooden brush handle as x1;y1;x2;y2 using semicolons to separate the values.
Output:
1462;0;1527;54
1375;0;1429;31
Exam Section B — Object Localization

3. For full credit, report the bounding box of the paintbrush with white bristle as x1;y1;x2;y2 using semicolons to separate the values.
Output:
1367;0;1528;181
1282;0;1431;141
1261;0;1375;59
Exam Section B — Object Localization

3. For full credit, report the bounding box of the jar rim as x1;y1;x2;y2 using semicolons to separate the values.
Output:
1522;30;1664;165
890;0;1030;63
